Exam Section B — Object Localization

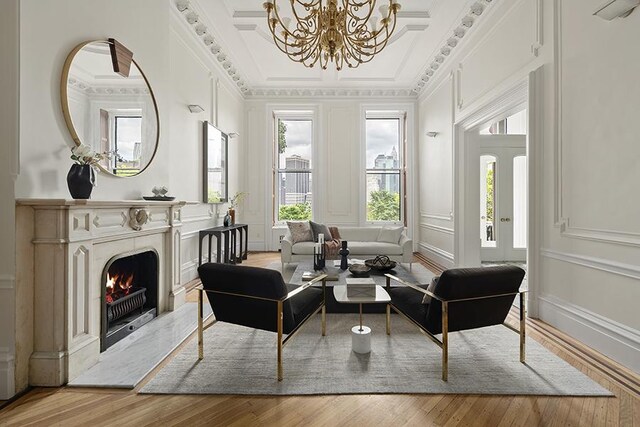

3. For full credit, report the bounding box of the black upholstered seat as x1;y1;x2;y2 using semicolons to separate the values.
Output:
386;265;526;381
196;263;327;380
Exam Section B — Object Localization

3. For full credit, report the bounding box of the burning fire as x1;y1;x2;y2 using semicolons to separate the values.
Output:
106;272;135;303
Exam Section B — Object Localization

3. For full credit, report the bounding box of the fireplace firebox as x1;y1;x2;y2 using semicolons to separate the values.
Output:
101;250;159;351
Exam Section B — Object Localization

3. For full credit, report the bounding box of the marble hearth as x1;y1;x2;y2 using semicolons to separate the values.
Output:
16;199;186;386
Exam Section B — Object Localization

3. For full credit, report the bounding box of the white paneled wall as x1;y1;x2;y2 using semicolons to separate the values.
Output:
243;98;417;251
417;0;640;373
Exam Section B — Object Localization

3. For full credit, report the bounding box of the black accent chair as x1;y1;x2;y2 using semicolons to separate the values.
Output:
385;265;526;381
197;263;327;381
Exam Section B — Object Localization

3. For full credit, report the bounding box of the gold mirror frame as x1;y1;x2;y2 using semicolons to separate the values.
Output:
60;39;160;177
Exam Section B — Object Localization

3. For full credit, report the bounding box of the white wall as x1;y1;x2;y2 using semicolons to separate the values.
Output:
417;0;640;372
243;97;417;251
0;0;19;401
7;0;244;398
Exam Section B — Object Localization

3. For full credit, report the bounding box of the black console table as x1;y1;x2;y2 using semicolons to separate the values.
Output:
198;224;249;266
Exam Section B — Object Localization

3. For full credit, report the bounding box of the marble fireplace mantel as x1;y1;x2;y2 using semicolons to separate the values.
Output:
16;199;187;386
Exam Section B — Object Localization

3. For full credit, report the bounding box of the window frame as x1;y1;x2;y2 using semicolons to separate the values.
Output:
272;111;315;225
113;114;143;172
363;111;406;226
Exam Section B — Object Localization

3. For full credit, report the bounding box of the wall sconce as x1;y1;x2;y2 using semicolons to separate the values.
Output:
426;131;439;138
594;0;639;19
228;132;240;138
188;104;204;113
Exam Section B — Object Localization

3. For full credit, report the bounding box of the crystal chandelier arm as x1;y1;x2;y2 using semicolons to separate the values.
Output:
270;1;317;42
343;1;398;43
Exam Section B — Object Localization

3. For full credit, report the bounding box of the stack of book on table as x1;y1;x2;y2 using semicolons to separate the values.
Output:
345;277;376;298
301;268;339;282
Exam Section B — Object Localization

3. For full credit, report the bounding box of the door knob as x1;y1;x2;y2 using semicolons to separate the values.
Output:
500;217;512;222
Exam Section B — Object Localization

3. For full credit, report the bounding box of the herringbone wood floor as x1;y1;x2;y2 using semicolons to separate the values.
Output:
0;252;638;426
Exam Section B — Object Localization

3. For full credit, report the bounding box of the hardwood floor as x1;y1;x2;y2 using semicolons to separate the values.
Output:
1;252;638;426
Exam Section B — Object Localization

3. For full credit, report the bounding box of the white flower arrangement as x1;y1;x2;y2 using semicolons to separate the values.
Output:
70;143;111;166
229;191;248;209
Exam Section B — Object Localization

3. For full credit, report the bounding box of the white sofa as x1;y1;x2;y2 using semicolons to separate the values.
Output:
281;226;413;269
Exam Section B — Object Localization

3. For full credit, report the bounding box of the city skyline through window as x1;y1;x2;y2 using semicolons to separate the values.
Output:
276;116;313;222
365;116;403;223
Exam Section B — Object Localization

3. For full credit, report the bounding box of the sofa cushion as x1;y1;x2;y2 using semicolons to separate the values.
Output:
338;227;383;242
287;221;313;244
377;226;404;244
291;241;316;255
310;221;332;241
346;242;403;255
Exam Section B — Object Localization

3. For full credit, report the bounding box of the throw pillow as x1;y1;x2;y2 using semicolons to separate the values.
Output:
310;221;333;242
421;276;440;304
287;221;313;244
377;226;404;244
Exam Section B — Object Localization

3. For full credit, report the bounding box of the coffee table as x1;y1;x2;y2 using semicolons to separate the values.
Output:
333;285;391;354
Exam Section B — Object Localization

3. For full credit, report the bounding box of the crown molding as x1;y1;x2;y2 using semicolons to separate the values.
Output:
174;0;250;95
412;0;496;95
67;76;149;96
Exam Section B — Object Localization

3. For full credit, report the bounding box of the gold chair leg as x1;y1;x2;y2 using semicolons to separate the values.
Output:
277;300;283;381
198;288;204;360
386;304;391;335
520;292;526;363
442;302;448;381
321;304;326;336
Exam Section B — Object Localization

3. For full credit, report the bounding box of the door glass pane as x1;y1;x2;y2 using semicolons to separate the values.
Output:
480;155;497;247
513;155;527;248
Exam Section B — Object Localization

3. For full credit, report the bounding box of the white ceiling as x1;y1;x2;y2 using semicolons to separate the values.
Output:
193;0;479;91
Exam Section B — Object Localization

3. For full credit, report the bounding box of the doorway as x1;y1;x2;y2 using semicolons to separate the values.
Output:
476;125;527;262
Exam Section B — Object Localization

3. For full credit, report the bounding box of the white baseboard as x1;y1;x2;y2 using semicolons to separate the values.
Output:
0;350;15;400
418;242;455;268
538;294;640;374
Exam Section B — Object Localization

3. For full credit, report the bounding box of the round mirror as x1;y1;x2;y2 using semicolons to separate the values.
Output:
61;40;159;177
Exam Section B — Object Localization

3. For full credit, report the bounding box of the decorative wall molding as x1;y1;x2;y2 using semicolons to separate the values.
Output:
420;213;454;222
531;0;543;56
0;350;16;400
174;0;249;95
418;242;455;268
413;0;495;94
541;248;640;281
0;274;15;290
552;0;640;248
538;294;640;373
420;223;455;235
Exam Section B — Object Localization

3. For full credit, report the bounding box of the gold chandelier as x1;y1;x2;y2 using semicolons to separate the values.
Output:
263;0;401;71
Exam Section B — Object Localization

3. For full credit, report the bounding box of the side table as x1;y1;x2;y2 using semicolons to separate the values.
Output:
198;224;249;265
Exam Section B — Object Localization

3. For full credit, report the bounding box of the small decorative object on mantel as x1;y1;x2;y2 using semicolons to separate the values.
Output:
143;186;176;201
339;241;350;270
227;191;248;225
67;143;110;199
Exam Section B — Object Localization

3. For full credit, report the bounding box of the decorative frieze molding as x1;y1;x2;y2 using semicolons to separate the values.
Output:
541;248;640;281
67;76;149;96
245;87;415;99
413;0;495;95
174;0;249;95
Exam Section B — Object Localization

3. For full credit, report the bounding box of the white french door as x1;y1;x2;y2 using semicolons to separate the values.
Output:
477;136;526;262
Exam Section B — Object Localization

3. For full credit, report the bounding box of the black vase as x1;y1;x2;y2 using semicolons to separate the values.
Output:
339;241;349;270
67;164;95;199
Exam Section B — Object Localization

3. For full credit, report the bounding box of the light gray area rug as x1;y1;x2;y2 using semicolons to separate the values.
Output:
140;313;612;396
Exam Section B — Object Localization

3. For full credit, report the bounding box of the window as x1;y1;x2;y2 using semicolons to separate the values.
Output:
274;113;314;223
113;114;143;176
479;110;527;135
365;113;405;223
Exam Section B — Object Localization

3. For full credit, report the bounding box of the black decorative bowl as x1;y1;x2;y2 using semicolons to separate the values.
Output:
348;264;371;277
143;196;176;201
365;255;397;271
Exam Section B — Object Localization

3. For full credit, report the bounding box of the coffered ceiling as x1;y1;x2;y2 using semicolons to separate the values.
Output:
180;0;493;95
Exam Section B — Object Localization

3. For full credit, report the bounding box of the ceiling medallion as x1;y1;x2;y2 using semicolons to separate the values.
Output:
263;0;401;71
